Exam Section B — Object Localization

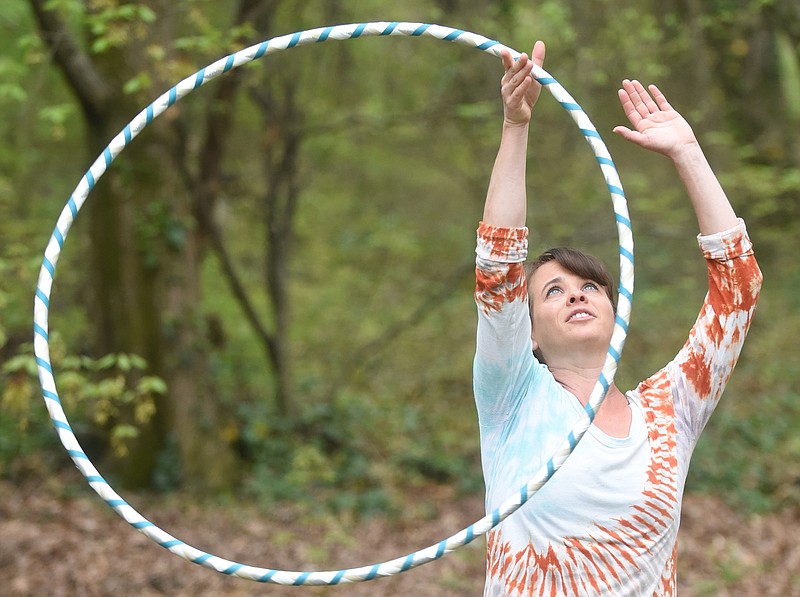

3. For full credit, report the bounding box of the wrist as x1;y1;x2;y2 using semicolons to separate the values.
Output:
502;119;531;131
668;139;703;165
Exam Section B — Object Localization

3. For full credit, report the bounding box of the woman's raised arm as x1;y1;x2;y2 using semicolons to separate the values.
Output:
613;80;739;235
482;41;546;228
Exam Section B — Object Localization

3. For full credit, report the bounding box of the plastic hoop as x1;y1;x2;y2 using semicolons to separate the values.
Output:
34;22;633;585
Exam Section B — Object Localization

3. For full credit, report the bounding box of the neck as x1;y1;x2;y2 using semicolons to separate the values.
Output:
548;364;622;407
548;360;631;439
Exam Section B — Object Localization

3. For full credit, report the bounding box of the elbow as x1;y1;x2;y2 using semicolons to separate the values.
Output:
735;253;763;308
749;258;764;302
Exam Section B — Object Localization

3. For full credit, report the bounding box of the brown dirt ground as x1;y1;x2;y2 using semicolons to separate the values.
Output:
1;476;799;596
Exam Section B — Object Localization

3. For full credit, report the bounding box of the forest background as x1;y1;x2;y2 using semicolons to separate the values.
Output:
1;0;799;594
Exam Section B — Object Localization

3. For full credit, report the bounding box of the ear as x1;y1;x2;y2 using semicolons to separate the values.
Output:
531;332;539;353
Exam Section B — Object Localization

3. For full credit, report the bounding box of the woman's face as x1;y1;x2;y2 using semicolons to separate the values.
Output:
527;260;615;364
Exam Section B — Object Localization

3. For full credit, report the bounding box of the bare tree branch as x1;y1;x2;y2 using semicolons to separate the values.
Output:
28;0;111;123
257;83;304;417
170;0;284;382
322;260;476;402
207;220;281;365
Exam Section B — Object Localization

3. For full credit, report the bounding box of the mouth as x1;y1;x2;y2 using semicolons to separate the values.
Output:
567;310;595;322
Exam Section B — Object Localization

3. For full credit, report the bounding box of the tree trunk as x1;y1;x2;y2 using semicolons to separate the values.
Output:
253;76;303;418
30;0;241;491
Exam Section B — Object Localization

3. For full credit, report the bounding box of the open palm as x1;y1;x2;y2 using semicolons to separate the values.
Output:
613;79;697;158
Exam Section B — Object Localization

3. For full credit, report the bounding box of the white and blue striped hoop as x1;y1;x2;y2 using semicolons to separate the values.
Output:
33;22;633;585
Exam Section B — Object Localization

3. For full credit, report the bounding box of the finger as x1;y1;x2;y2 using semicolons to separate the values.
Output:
612;125;632;137
617;87;643;127
648;84;673;112
507;52;528;74
531;40;546;67
500;48;515;72
624;79;651;119
504;56;532;91
502;74;532;110
631;79;658;113
612;125;644;145
509;76;533;103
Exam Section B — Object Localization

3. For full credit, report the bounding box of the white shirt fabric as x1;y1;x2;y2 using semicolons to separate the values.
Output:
473;220;762;596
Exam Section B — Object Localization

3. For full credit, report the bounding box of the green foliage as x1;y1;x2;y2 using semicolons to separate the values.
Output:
172;17;256;57
690;390;800;513
688;251;800;513
2;0;798;519
136;200;188;268
238;387;481;517
239;398;386;514
0;57;28;104
0;334;166;473
86;3;157;54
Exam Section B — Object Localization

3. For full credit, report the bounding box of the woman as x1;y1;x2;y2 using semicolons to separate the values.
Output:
474;41;762;595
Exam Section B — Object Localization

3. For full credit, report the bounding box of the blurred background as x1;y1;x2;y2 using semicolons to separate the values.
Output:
1;1;798;594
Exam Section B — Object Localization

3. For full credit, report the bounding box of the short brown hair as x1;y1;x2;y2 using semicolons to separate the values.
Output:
524;247;616;311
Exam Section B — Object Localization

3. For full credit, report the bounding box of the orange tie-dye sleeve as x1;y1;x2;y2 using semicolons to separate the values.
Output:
473;222;538;426
474;221;529;314
663;219;762;441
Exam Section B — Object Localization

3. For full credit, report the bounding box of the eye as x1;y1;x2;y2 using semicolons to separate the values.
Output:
545;285;563;298
583;282;599;292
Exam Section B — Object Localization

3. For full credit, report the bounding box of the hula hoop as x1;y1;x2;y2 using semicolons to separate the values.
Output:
34;22;633;585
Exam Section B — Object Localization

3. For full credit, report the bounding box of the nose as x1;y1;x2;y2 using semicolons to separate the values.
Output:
568;290;587;304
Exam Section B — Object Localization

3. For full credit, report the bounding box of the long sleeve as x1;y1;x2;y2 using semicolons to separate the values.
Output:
636;218;762;449
473;222;535;427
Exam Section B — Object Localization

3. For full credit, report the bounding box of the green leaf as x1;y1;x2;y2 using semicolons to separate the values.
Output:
111;424;139;440
95;354;117;370
117;354;131;372
2;354;37;377
128;354;148;370
137;376;168;395
137;5;157;24
122;72;152;95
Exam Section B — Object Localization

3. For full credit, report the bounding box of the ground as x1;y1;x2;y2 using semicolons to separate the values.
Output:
1;476;799;596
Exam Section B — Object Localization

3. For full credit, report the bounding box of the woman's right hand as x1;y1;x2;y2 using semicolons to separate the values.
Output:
500;41;546;127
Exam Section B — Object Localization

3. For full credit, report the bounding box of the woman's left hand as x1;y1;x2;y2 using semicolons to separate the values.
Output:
613;79;698;159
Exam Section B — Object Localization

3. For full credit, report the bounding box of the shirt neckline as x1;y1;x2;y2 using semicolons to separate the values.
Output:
564;391;646;448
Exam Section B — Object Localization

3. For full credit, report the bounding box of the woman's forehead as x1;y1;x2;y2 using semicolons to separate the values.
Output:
529;261;585;288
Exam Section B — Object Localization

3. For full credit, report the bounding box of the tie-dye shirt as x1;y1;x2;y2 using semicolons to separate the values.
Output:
473;219;762;596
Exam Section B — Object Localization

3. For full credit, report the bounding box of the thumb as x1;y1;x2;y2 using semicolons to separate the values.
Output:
613;125;640;143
